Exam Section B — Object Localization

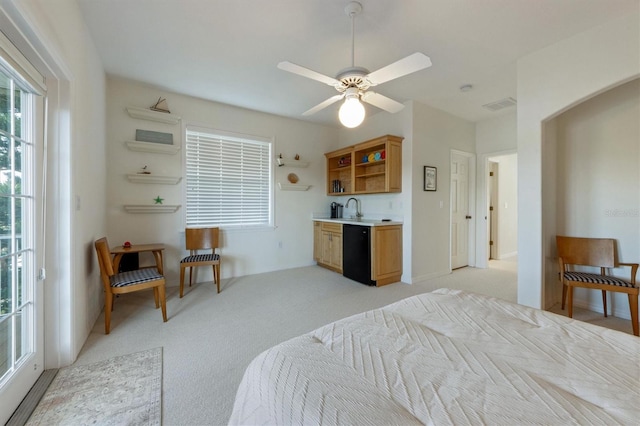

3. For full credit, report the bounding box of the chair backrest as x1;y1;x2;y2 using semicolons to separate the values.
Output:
186;227;219;251
556;236;617;268
95;237;114;290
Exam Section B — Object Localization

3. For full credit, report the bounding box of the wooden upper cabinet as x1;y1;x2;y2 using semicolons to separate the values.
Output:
325;135;403;195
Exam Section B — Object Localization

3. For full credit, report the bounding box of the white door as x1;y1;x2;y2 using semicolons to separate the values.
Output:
451;152;470;269
0;61;45;423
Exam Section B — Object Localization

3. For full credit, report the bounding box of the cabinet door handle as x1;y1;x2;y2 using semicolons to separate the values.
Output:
465;215;472;219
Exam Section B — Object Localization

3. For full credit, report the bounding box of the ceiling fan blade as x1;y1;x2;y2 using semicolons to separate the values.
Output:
361;91;405;113
302;94;345;116
277;61;340;87
365;52;432;86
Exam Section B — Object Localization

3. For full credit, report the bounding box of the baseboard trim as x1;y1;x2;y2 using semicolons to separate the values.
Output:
6;369;58;426
411;269;452;284
572;299;632;320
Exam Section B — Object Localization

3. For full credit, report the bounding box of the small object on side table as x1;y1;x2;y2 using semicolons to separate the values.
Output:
123;241;132;248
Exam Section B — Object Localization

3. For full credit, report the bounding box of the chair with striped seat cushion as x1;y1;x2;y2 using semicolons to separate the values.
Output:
556;236;638;336
180;227;221;297
95;237;168;334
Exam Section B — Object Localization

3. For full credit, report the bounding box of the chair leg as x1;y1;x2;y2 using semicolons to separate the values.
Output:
158;284;168;322
105;292;113;334
601;290;607;317
567;286;574;318
629;293;639;336
179;265;185;298
213;264;220;293
561;283;567;310
189;267;194;287
153;287;160;308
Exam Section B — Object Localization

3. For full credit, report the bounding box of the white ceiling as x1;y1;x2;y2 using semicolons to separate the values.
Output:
77;0;638;127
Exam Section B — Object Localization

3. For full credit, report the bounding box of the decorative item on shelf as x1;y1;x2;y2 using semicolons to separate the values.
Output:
381;150;386;159
368;153;375;162
138;165;151;174
362;154;368;163
154;195;164;204
276;155;309;168
287;173;299;183
150;97;170;113
338;156;351;167
136;129;173;145
331;179;343;193
122;241;132;248
374;152;381;161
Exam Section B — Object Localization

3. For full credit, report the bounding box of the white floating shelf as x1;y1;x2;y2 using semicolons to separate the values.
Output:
126;106;181;125
276;158;309;168
125;140;180;155
124;204;181;214
278;182;310;191
126;174;182;185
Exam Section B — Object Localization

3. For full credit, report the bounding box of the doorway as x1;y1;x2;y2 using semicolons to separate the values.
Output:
485;153;518;268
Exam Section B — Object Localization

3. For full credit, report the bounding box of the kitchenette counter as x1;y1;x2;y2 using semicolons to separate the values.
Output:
312;218;403;227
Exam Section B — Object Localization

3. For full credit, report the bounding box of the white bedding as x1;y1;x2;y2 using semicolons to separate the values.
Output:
229;288;640;425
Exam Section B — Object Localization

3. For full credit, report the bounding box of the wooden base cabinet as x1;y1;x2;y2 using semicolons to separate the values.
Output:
316;222;343;273
371;225;403;286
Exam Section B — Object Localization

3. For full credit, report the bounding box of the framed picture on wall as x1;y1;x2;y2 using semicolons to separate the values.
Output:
424;166;437;191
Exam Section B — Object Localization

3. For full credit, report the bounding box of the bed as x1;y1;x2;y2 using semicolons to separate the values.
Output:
229;288;639;425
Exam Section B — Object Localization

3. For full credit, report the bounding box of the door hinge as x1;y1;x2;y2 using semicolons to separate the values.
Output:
489;241;494;245
489;171;494;176
489;206;494;211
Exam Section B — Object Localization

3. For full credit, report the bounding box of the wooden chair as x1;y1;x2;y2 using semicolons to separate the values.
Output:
94;237;167;334
556;236;639;336
180;227;221;297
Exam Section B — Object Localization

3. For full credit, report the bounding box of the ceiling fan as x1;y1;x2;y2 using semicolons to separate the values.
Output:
278;1;432;128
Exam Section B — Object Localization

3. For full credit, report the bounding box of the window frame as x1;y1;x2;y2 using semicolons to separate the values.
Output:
183;125;275;230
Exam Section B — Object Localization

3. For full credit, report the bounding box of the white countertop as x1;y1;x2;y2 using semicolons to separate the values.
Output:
313;218;403;227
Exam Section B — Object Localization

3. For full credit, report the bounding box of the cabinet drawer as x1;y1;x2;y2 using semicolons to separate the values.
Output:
321;222;342;233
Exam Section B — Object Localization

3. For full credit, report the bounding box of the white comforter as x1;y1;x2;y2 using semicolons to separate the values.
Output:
229;288;640;425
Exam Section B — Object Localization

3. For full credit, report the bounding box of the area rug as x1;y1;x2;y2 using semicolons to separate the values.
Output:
26;347;162;425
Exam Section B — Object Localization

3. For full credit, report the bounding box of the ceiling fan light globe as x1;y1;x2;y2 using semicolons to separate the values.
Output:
339;97;365;128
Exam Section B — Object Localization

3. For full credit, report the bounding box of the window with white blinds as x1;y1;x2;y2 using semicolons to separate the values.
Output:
185;127;273;228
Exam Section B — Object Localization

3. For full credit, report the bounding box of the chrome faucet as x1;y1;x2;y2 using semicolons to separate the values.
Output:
346;197;363;220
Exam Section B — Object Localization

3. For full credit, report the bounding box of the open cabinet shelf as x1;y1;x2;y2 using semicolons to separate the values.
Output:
126;106;181;125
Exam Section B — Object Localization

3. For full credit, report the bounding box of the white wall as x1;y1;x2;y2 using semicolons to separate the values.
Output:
7;0;107;367
411;101;475;280
107;77;338;284
553;78;639;318
517;9;640;309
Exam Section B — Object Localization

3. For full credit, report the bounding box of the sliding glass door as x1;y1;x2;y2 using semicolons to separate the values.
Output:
0;66;43;423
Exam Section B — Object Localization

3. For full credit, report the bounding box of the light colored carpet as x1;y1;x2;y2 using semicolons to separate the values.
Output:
71;258;633;425
26;348;162;425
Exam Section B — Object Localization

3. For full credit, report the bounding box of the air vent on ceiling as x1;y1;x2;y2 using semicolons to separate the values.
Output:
482;97;517;112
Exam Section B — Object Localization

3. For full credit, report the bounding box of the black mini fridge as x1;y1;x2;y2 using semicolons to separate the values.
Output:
342;224;373;285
